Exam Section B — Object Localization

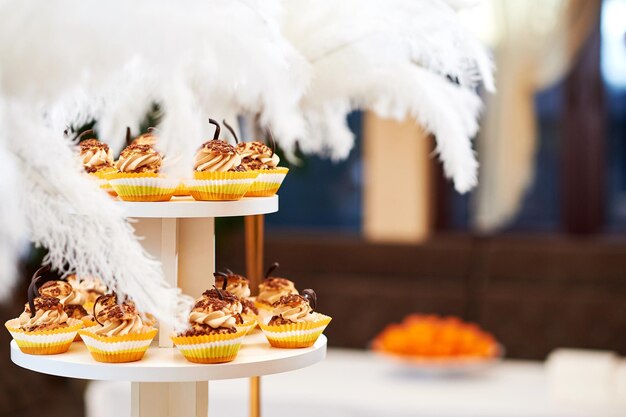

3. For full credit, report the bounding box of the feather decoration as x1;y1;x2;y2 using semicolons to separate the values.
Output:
0;0;309;175
0;96;26;300
0;0;308;321
282;0;493;192
5;102;194;329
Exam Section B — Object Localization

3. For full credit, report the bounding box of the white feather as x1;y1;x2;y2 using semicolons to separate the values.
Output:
283;0;493;192
6;102;194;329
0;95;26;300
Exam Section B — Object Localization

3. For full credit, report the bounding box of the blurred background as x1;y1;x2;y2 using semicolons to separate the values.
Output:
2;0;626;416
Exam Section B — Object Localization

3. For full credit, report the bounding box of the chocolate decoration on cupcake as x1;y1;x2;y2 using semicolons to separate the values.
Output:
223;119;240;144
265;262;279;279
193;119;243;173
301;289;317;310
209;118;220;140
27;265;51;317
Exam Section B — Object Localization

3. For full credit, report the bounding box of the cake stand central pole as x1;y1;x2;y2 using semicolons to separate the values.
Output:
245;214;264;417
132;217;215;417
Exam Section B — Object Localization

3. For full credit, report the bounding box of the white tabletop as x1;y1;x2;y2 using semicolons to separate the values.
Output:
86;348;625;417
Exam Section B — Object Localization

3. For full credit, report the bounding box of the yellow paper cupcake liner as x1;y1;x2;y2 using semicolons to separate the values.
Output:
74;318;98;342
105;172;159;180
172;328;247;364
245;168;289;197
173;182;190;196
5;319;84;355
79;327;158;363
109;177;178;202
259;315;332;348
237;319;257;335
193;171;259;180
184;177;256;201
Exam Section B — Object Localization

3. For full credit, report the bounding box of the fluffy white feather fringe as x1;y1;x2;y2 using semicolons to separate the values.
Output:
6;103;194;329
0;96;26;300
283;0;493;192
0;0;309;177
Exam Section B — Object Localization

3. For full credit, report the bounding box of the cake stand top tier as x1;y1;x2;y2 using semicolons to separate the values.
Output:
10;333;326;382
116;196;278;218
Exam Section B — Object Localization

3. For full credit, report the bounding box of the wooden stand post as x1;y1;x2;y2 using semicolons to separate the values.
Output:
245;214;264;417
131;217;214;417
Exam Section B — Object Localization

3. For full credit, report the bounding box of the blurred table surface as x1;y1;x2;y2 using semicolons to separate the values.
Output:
86;348;625;417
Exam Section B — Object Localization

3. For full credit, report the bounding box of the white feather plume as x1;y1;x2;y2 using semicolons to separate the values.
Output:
0;0;494;318
283;0;493;192
0;95;26;300
6;102;194;328
0;0;309;174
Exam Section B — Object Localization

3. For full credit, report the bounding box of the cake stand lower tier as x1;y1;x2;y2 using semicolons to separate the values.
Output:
11;332;327;417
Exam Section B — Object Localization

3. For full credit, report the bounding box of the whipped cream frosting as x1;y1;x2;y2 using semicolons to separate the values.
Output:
93;300;148;336
116;144;162;173
271;294;317;323
237;141;279;170
79;139;114;173
38;280;85;306
194;141;242;172
68;275;107;302
215;275;251;299
257;278;298;305
189;297;242;329
19;297;70;331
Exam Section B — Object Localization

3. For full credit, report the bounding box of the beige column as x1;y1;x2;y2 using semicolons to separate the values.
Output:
363;112;434;243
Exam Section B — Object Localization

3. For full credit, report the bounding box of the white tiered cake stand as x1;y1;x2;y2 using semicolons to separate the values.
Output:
10;195;327;417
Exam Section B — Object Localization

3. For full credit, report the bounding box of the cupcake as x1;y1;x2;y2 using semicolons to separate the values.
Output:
255;262;298;319
226;121;288;197
38;279;96;337
78;294;158;363
67;275;107;311
214;270;258;320
5;268;84;355
209;273;257;333
259;289;331;348
77;133;117;196
130;128;158;147
172;290;248;364
184;118;257;201
108;140;178;202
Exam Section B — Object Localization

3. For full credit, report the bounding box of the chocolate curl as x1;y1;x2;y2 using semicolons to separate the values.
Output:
302;289;317;311
27;265;50;318
265;262;279;279
223;120;239;144
208;118;221;140
213;272;228;291
76;129;95;142
147;127;159;134
125;127;132;145
63;125;74;137
211;285;225;300
93;293;117;326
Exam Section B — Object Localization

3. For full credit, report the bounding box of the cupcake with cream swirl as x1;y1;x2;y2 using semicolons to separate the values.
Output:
185;118;258;201
109;135;178;202
259;289;332;349
5;267;84;355
172;286;249;364
224;120;289;197
79;137;114;174
213;270;258;318
78;294;157;363
37;280;95;336
76;132;117;196
255;263;298;318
